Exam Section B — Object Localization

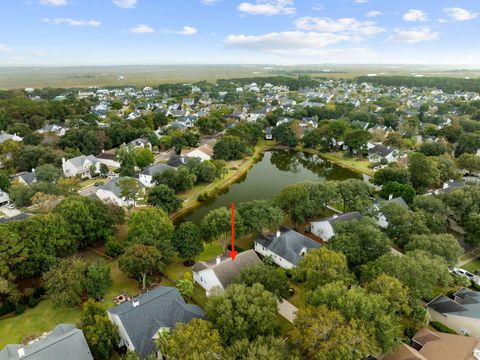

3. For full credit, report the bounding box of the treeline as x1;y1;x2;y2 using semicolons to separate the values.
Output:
356;75;480;94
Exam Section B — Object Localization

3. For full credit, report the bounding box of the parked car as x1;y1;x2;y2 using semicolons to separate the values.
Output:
450;267;480;284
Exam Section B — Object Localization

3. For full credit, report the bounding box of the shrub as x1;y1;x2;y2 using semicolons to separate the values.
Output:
0;302;15;317
33;287;46;298
28;297;41;308
197;193;209;202
430;321;457;334
15;304;25;315
105;238;124;257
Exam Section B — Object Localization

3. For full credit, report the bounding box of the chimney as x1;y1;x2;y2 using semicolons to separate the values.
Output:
276;230;281;237
216;256;221;265
62;157;66;165
443;182;449;189
31;168;35;173
18;348;25;358
332;214;338;219
132;300;140;308
388;194;393;200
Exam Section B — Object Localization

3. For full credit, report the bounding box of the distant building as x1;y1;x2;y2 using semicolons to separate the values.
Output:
139;164;175;188
0;133;22;145
95;177;144;207
309;212;362;241
97;149;120;169
62;155;100;178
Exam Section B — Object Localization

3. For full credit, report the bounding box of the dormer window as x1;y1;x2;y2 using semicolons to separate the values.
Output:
300;247;307;257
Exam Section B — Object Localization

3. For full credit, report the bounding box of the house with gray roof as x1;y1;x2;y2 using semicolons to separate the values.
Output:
0;324;92;360
62;155;100;178
107;286;204;358
374;196;409;229
427;288;480;337
15;171;37;186
309;211;363;241
0;132;22;145
368;144;399;163
95;177;144;207
255;227;321;269
193;249;262;296
36;124;67;137
139;164;175;187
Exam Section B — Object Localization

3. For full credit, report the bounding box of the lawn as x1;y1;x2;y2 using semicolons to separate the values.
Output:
318;152;374;176
288;281;308;309
462;258;480;273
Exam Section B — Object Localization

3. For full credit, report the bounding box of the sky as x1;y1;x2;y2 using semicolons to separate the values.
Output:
0;0;479;66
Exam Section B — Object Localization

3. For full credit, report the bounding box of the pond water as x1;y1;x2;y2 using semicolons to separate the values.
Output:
179;150;361;224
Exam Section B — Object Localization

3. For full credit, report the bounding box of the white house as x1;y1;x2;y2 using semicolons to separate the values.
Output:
95;177;144;207
139;164;175;188
36;124;67;136
368;144;399;163
15;171;37;186
309;212;362;241
62;155;100;178
193;250;261;296
265;127;273;140
97;149;120;169
0;189;9;205
181;144;214;162
374;196;409;229
254;227;321;269
0;132;22;144
107;287;204;358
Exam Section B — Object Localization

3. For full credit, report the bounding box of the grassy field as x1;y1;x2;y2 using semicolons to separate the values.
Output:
462;259;480;273
318;152;374;176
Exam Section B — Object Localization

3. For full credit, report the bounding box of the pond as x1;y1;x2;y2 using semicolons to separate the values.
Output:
179;150;362;224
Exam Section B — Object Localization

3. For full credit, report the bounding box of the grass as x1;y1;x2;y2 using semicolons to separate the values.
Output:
318;152;374;176
288;281;308;309
276;313;294;336
462;258;480;273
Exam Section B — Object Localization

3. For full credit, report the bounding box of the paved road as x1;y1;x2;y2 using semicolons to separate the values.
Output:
0;206;21;218
277;299;298;323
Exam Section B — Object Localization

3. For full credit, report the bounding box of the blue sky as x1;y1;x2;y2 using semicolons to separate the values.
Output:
0;0;479;66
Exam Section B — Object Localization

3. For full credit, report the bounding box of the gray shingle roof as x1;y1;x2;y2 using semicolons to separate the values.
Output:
0;324;92;360
18;172;37;185
107;287;204;358
193;250;262;288
97;177;143;198
427;290;480;320
140;164;174;176
375;196;409;209
255;227;321;266
67;155;99;170
369;144;395;157
326;211;362;225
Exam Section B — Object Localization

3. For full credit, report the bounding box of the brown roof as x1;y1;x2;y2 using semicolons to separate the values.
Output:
382;329;480;360
192;250;261;288
97;149;117;160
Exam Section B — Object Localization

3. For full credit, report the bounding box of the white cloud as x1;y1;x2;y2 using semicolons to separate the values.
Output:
238;0;295;16
403;9;428;22
112;0;138;8
353;0;368;3
176;26;198;35
312;4;323;11
39;0;67;6
444;7;478;22
388;26;440;44
42;18;101;27
367;11;381;18
130;24;154;34
28;49;48;56
295;17;384;37
0;44;12;53
201;0;220;5
224;31;357;55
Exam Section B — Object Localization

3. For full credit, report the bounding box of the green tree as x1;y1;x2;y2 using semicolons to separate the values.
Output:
118;177;142;209
0;225;27;284
293;248;354;290
408;153;440;193
465;213;480;247
213;136;249;161
154;166;196;192
329;218;390;268
237;200;284;233
206;283;277;344
127;208;175;263
99;163;109;177
35;164;62;183
234;263;290;299
163;319;225;360
373;165;410;186
380;181;416;204
405;233;463;265
419;142;448;156
147;184;183;213
343;129;371;156
84;259;112;300
272;123;298;147
118;146;136;177
118;244;164;290
337;179;373;213
275;183;313;225
457;153;480;174
227;336;291;360
134;147;154;169
176;272;195;301
365;274;412;316
173;222;203;265
290;305;379;360
200;207;244;251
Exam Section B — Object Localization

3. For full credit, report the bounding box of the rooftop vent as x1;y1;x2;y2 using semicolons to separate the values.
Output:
132;300;140;308
18;348;25;358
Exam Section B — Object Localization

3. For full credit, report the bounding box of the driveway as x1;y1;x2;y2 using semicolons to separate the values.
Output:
277;299;298;323
0;205;21;218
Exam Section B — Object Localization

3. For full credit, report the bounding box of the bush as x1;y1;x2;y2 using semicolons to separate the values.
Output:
28;297;41;308
197;193;209;202
33;287;46;298
0;302;15;317
15;304;25;315
430;321;457;334
105;238;124;257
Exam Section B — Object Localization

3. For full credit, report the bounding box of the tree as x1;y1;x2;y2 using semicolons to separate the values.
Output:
81;300;120;360
457;153;480;174
237;200;284;233
0;225;27;284
307;281;401;353
436;156;460;183
213;136;249;161
173;222;203;265
272;123;298;147
118;177;142;209
337;179;373;213
0;174;11;191
405;233;463;265
200;207;244;251
205;283;277;344
154;166;196;192
227;336;291;360
147;184;183;214
343;129;371;156
43;257;87;307
328;218;390;268
134;147;154;169
293;248;354;290
163;319;225;360
127;208;175;263
408;153;440;193
84;259;112;300
289;305;379;360
234;263;290;299
186;158;217;183
35;164;62;183
419;142;448;156
365;274;412;316
465;213;480;247
455;133;480;157
380;181;416;204
118;146;136;177
275;183;313;225
176;272;195;301
119;244;164;290
361;250;452;299
373;165;409;186
99;163;109;177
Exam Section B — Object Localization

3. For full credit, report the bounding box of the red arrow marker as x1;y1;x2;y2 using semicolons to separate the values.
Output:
230;202;237;261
